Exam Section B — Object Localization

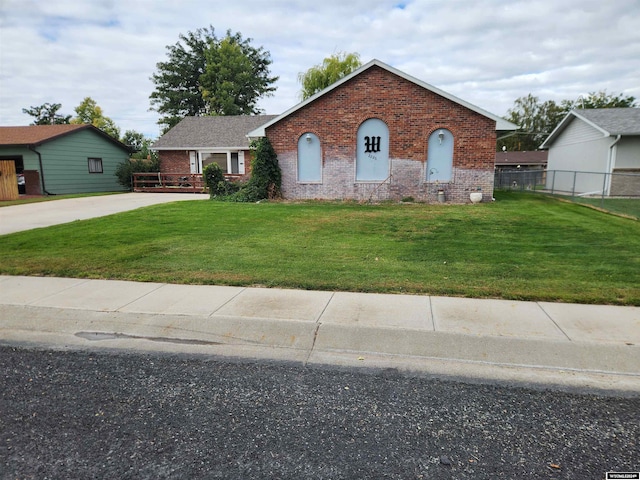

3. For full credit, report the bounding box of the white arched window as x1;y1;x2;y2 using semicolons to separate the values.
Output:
356;118;389;181
297;132;322;182
427;129;453;182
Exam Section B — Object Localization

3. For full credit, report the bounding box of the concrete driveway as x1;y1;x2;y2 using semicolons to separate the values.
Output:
0;193;209;235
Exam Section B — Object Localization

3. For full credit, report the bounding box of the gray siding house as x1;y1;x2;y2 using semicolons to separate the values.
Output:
0;124;132;196
540;108;640;195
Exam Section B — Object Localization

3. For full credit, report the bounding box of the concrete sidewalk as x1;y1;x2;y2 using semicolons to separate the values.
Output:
1;275;639;392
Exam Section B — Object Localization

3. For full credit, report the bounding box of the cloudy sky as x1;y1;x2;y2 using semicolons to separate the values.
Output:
1;0;639;138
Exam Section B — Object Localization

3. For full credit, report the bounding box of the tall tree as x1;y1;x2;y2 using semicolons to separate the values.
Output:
500;94;563;151
200;32;278;115
149;26;215;130
150;26;277;131
70;97;120;139
298;52;362;100
22;103;71;125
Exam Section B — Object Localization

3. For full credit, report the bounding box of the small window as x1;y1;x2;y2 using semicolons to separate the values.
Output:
88;157;103;174
297;133;322;182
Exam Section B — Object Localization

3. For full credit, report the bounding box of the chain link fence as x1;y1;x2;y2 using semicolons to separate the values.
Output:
494;169;640;218
495;169;640;197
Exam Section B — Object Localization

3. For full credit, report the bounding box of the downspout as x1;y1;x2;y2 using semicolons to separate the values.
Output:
605;135;621;196
27;145;54;195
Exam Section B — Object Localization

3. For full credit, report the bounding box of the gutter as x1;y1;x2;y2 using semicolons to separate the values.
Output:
27;145;54;195
605;135;622;196
607;135;622;170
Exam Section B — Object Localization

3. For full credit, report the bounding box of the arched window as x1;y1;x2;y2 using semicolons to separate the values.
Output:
356;118;389;181
426;129;453;182
297;132;322;182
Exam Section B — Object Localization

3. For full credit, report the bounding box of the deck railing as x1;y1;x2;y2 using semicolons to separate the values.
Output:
132;173;207;193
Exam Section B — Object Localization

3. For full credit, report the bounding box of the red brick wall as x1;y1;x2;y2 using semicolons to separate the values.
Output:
267;65;496;202
159;150;190;174
159;149;253;181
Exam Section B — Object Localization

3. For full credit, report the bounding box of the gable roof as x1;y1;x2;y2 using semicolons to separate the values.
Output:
152;115;278;150
0;124;133;152
248;59;518;137
495;150;547;166
540;108;640;148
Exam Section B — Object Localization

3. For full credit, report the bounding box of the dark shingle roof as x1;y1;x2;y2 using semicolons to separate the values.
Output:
575;108;640;135
152;115;278;150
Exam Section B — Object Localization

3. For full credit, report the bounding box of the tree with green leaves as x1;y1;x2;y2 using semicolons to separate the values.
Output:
115;130;160;190
121;130;158;161
70;97;120;139
499;90;637;151
200;34;278;116
298;52;362;100
150;26;277;131
22;103;71;125
149;26;215;130
499;94;565;151
569;90;636;110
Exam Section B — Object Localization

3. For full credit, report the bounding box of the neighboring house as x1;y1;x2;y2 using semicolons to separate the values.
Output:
494;150;548;190
495;150;547;172
248;59;517;203
152;115;277;179
540;108;640;196
0;124;132;198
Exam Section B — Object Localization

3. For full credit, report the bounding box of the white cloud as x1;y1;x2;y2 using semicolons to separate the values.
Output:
1;0;639;139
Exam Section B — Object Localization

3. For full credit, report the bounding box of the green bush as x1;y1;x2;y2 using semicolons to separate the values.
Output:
230;137;281;202
203;163;241;198
208;137;282;202
115;157;160;190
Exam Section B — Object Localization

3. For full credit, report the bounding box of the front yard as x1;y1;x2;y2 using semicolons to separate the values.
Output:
0;191;638;305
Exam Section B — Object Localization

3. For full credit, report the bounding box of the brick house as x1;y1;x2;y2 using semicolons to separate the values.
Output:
249;59;517;203
152;115;277;180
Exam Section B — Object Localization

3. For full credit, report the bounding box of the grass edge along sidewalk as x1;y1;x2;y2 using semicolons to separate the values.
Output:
0;191;638;305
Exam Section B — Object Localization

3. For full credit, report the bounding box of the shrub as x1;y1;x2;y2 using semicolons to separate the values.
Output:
208;137;282;202
203;163;240;198
231;137;281;202
115;156;160;190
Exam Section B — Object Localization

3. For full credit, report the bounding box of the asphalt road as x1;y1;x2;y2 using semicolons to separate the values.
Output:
1;345;638;479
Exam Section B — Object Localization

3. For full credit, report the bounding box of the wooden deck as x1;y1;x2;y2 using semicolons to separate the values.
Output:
132;173;208;194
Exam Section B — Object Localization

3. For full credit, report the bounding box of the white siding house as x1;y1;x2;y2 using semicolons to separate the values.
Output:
540;108;640;196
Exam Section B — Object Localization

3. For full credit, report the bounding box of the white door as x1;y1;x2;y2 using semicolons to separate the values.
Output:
189;151;197;173
238;151;245;174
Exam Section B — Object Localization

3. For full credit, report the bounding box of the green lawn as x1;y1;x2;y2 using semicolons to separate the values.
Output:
1;191;638;305
571;196;640;220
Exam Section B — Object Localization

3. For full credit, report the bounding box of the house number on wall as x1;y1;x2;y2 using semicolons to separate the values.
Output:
364;136;381;153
